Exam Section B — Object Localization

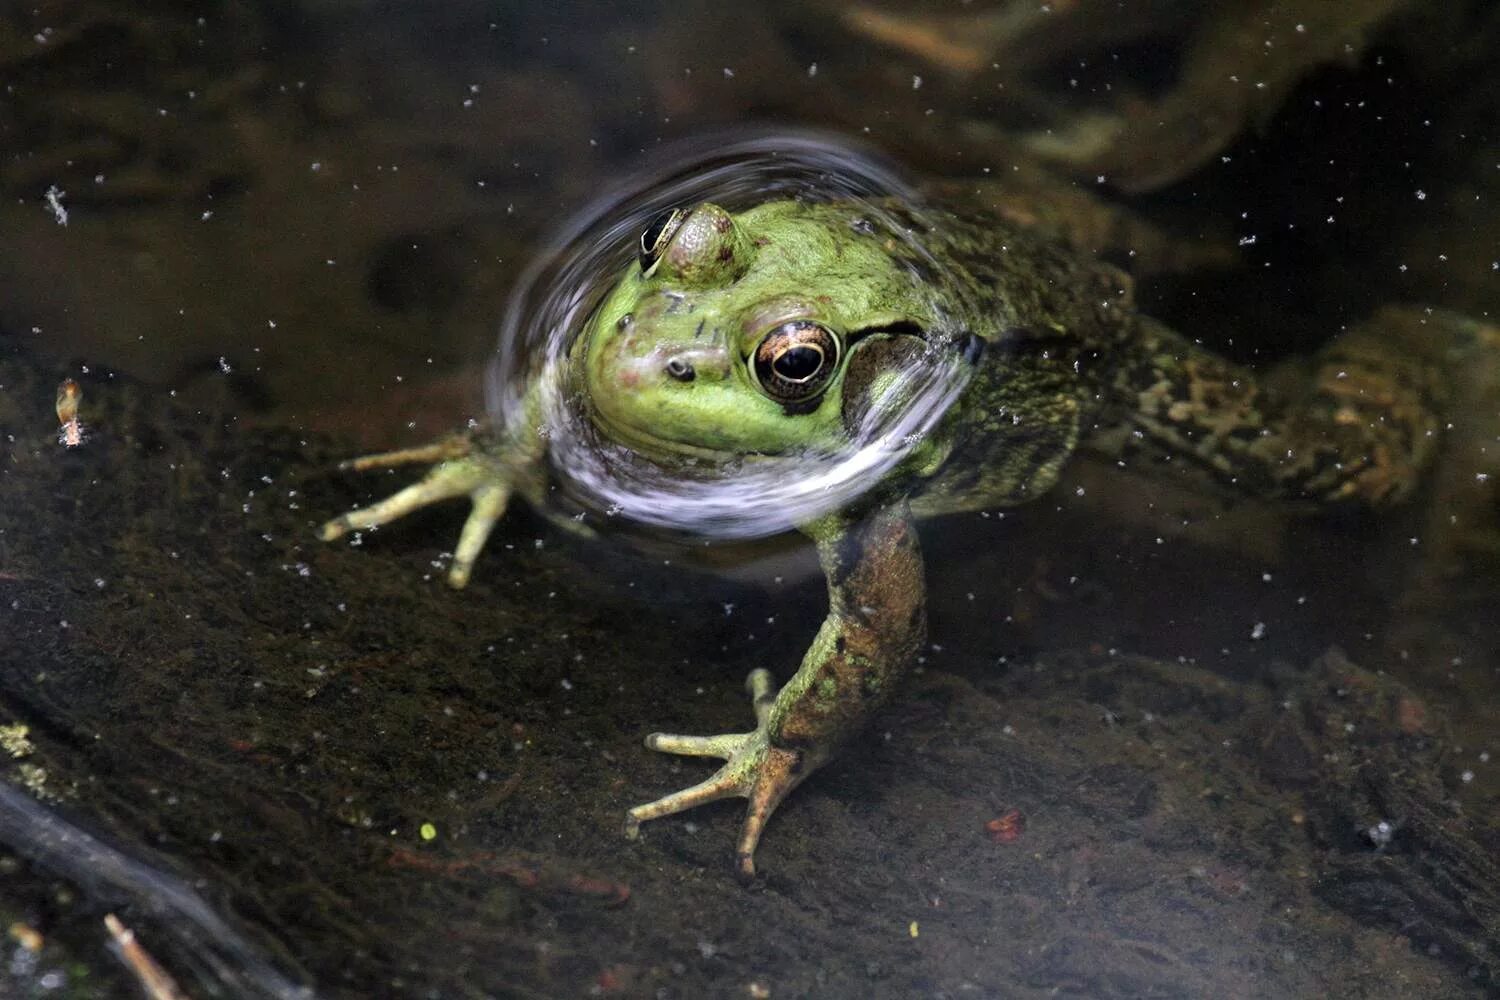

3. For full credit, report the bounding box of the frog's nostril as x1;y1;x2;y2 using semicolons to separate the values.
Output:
664;357;696;382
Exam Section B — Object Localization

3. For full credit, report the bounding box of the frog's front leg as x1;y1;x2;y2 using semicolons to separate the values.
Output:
318;369;558;587
625;501;925;881
317;433;516;587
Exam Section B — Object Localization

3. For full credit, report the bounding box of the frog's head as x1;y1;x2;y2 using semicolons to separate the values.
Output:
574;199;951;463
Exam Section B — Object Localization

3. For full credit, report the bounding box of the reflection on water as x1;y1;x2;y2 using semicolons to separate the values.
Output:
1;1;1498;997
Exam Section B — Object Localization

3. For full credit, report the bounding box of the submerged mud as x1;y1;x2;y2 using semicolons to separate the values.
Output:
0;340;1494;997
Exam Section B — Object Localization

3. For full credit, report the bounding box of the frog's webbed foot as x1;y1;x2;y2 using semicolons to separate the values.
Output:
317;434;512;588
625;668;808;883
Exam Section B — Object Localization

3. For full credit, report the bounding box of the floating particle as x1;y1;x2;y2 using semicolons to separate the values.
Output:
55;378;84;448
44;185;68;225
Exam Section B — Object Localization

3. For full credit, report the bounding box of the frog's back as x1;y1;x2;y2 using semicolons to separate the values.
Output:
908;186;1483;521
905;191;1141;513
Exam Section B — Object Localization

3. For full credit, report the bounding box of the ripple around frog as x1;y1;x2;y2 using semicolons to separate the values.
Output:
486;129;973;541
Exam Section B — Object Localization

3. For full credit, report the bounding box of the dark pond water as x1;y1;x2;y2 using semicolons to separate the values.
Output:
1;2;1498;997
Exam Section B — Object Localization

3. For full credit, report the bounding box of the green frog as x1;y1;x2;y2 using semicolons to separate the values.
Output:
319;167;1484;881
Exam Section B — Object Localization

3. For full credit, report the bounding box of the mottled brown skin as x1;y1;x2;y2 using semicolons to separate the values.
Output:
892;191;1452;517
322;180;1485;880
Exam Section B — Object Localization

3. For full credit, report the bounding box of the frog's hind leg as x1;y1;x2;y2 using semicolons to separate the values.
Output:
1269;306;1500;511
1109;307;1500;670
1109;307;1491;510
318;434;512;588
1403;310;1500;557
1376;310;1500;673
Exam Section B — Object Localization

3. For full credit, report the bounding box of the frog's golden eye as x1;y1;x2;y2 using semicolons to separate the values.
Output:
750;321;842;403
639;208;686;273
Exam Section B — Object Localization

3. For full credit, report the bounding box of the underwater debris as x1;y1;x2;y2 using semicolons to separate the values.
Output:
55;378;84;448
104;913;190;1000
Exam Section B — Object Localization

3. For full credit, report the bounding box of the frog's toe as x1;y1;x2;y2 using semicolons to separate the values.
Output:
449;482;509;587
735;745;802;882
642;731;747;758
624;766;746;837
626;668;806;881
338;435;473;471
318;462;476;539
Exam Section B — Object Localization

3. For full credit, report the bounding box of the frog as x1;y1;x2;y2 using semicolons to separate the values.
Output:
318;165;1490;881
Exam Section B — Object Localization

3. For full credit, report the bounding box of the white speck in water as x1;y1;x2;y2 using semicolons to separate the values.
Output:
44;185;68;225
1250;622;1267;640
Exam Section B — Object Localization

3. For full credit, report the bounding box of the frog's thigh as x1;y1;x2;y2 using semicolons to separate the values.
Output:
1116;310;1484;509
1276;306;1493;507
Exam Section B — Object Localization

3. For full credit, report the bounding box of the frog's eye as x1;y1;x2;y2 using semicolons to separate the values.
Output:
639;208;686;274
750;321;842;403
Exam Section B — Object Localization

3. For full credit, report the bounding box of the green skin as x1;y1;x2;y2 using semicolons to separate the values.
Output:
321;185;1474;881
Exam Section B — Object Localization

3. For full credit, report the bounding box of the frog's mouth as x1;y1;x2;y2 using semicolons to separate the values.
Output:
581;384;809;470
588;405;736;465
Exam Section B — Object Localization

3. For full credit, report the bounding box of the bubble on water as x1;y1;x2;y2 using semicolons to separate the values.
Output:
485;129;973;540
